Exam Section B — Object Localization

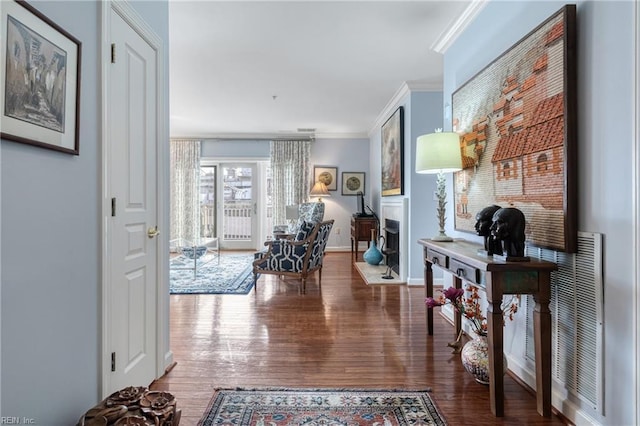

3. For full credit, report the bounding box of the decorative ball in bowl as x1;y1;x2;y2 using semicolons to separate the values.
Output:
181;246;207;259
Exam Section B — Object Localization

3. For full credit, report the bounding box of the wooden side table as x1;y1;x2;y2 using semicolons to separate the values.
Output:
418;238;557;418
350;216;377;261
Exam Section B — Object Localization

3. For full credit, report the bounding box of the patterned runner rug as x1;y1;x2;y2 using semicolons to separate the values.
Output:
170;254;254;294
198;388;447;425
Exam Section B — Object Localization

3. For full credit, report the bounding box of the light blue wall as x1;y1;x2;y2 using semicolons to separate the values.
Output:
408;91;444;281
444;1;636;424
368;90;445;283
310;138;370;249
201;137;370;249
202;139;270;158
0;1;169;423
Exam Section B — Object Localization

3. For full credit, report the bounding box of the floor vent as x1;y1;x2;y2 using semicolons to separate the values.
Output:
524;231;604;414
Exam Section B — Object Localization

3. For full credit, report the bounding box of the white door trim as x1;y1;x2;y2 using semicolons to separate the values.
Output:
0;78;3;416
634;1;640;423
100;0;171;397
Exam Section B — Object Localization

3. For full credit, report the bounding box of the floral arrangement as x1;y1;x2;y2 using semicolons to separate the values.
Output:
426;285;519;336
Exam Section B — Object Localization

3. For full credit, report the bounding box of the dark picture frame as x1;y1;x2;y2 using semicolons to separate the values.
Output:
314;166;338;191
381;106;404;196
341;172;365;195
1;0;82;155
452;5;576;252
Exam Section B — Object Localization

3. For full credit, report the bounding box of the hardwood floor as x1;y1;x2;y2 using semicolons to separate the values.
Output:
152;252;567;425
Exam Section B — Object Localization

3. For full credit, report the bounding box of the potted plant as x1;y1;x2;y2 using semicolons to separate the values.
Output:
426;285;518;384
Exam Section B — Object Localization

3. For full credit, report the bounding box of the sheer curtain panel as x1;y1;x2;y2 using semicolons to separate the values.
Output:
270;140;311;226
170;139;201;243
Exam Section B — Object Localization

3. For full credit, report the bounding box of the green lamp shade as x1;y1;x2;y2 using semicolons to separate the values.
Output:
415;131;463;174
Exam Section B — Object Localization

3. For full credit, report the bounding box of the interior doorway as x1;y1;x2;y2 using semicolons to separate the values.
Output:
101;0;169;396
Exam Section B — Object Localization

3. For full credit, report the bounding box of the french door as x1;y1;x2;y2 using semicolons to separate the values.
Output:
220;163;259;249
199;164;217;239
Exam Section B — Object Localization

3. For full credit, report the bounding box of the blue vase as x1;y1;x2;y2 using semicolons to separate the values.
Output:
363;229;383;265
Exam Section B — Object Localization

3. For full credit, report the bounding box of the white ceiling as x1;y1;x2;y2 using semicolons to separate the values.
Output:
169;1;474;139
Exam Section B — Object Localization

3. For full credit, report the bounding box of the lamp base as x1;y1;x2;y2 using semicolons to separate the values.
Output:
432;171;454;242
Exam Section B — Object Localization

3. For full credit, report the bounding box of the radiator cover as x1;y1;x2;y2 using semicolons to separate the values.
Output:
525;231;604;414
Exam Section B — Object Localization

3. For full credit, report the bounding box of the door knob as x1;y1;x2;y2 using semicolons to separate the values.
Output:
147;226;160;238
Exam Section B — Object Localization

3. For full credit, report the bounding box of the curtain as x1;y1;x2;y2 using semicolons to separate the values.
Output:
270;140;311;226
170;139;201;243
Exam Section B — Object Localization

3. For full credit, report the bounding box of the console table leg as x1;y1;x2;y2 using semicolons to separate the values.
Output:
447;276;463;353
425;261;433;335
453;276;462;337
534;271;552;417
486;274;504;417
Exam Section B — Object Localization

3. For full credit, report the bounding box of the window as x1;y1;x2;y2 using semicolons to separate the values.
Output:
502;162;511;178
536;153;549;172
199;165;216;238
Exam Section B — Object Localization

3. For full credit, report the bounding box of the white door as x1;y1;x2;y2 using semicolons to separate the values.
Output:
105;7;158;392
220;163;258;249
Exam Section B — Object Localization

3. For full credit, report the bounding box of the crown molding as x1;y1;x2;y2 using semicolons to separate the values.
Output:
405;81;442;92
172;87;441;143
368;81;440;137
171;131;372;141
314;132;368;140
367;0;490;138
171;132;314;141
368;83;410;138
431;0;488;54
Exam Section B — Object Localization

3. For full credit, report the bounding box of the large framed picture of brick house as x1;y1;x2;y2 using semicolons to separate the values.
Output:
452;5;577;253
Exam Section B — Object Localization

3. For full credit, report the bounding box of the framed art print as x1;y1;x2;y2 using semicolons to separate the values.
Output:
1;0;82;155
341;172;365;195
314;166;338;191
381;106;404;196
452;5;576;252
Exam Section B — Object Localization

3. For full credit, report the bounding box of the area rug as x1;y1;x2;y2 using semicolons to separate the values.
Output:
198;388;447;425
170;254;254;294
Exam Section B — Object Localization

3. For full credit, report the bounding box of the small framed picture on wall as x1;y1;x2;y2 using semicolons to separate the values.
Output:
342;172;365;195
314;166;338;191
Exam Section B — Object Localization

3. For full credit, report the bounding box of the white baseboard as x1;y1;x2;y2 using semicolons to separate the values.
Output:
164;349;174;367
325;246;351;252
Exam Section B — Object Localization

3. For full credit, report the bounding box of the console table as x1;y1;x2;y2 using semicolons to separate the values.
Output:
350;216;377;261
418;238;557;417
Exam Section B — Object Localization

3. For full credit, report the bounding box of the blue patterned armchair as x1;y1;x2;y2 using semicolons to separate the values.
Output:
297;202;325;226
273;201;325;236
253;220;334;294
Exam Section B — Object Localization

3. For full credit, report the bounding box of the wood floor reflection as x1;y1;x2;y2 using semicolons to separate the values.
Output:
151;252;567;425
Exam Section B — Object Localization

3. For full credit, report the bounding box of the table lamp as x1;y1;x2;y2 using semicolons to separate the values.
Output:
309;181;330;202
416;130;463;241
